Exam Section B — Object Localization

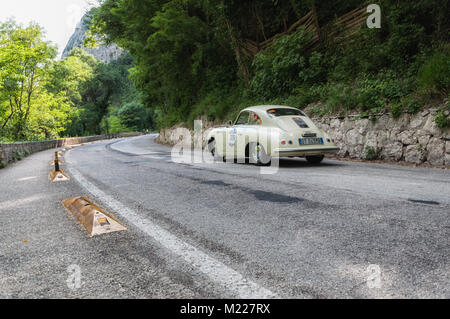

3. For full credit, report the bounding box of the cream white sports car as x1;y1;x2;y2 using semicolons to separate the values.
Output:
206;105;339;165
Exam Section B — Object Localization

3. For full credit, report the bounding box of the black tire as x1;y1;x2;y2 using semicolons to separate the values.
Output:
249;143;271;166
208;139;221;161
306;155;324;164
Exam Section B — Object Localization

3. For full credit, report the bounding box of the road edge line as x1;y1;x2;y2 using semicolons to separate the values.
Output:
65;152;277;299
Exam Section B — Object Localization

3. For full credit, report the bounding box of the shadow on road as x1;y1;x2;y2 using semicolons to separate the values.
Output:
277;158;345;168
228;157;346;169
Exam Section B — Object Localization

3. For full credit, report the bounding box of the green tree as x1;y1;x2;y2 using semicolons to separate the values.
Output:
118;101;150;131
46;52;97;106
90;0;450;126
0;21;69;140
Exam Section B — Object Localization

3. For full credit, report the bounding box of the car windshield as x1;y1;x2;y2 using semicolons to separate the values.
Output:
267;108;306;117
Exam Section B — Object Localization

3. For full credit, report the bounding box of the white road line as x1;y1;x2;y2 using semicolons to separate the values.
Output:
144;155;169;160
66;158;276;299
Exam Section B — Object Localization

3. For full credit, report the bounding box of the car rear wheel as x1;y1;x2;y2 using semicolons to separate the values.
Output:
208;139;222;161
306;155;324;164
249;143;271;166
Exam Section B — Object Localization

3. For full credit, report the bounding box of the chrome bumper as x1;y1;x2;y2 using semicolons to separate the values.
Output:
274;147;340;157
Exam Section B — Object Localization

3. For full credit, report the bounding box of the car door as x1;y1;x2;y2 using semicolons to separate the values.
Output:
226;111;249;158
236;111;262;158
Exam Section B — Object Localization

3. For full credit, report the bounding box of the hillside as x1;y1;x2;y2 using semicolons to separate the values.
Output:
91;0;449;129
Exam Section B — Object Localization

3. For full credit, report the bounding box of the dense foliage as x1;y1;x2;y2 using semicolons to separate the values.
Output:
0;21;63;141
91;0;449;128
2;1;449;143
0;21;151;142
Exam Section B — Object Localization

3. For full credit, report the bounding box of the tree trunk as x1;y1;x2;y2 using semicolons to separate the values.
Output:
1;99;16;129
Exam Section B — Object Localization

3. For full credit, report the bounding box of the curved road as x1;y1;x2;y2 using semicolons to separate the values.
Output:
64;135;449;298
0;135;448;298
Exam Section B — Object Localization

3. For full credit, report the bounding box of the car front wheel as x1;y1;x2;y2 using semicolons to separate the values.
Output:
208;139;220;161
249;143;271;166
305;155;324;164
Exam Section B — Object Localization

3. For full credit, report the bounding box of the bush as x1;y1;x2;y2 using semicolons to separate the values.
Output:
106;116;129;133
418;51;450;95
363;146;379;160
251;28;314;99
354;75;388;112
12;150;23;161
391;96;421;119
434;102;450;128
117;101;151;131
326;83;358;113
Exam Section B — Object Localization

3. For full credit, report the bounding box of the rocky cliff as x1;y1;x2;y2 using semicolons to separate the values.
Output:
62;13;122;63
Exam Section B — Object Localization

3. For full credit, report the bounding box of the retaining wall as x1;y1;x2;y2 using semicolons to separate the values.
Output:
157;110;450;167
313;110;450;166
0;132;141;167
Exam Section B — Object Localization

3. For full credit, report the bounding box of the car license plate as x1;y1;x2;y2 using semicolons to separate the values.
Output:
299;137;323;145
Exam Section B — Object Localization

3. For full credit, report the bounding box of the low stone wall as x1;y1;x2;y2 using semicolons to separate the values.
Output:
157;121;220;147
313;110;450;166
157;110;450;167
0;132;142;167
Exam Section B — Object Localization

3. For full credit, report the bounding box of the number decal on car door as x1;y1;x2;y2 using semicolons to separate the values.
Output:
228;128;237;146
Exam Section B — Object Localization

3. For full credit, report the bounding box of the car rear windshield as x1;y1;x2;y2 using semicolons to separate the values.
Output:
267;108;306;117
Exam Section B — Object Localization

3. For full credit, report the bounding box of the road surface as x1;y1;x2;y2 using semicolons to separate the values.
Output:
0;134;449;298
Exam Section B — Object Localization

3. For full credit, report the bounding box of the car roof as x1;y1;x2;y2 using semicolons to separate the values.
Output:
242;105;300;113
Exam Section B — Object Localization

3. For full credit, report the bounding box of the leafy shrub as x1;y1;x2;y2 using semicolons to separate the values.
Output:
418;51;450;95
391;96;421;119
117;101;150;131
434;102;450;128
326;83;358;113
12;150;23;161
106;116;129;133
251;28;314;99
363;146;379;160
292;85;329;108
354;76;387;112
298;52;328;84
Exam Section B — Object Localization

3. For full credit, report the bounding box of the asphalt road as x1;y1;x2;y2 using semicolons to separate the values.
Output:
0;134;449;298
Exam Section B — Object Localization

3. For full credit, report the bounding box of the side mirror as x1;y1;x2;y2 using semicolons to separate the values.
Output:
227;120;233;127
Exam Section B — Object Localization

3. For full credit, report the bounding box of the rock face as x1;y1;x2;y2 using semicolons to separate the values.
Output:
404;145;426;164
426;137;445;165
62;13;123;63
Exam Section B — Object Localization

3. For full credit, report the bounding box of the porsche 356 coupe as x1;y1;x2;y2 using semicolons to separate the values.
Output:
206;105;339;165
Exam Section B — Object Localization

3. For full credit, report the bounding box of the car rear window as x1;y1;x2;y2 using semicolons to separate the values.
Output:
267;108;306;117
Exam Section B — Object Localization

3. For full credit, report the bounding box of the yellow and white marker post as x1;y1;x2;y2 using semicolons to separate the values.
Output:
49;151;70;182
